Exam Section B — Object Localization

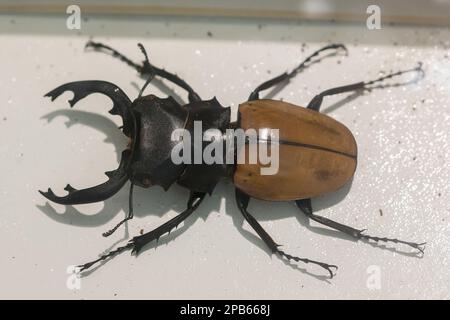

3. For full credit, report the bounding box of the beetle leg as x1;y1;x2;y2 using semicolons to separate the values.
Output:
248;44;347;101
307;62;424;111
39;81;137;205
296;199;426;254
236;189;338;278
77;191;206;272
85;40;201;102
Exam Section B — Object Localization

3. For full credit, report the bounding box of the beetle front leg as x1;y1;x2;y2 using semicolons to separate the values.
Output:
296;199;426;254
85;41;201;102
235;189;338;278
77;191;206;272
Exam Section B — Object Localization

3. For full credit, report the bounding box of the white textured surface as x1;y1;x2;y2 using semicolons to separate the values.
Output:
0;14;449;299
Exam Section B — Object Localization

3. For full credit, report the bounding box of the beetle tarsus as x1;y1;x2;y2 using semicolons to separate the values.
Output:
278;249;338;278
77;242;134;272
359;232;426;255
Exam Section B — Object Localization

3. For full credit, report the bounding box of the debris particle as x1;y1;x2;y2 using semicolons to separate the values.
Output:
412;156;417;161
379;209;383;216
140;229;144;235
207;31;213;37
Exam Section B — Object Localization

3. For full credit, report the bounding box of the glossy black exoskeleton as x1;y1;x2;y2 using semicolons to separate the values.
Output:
40;41;425;277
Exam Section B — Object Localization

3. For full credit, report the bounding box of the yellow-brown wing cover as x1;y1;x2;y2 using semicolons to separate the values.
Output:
233;100;357;201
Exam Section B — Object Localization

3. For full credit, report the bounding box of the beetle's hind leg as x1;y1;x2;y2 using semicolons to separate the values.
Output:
85;40;201;102
306;63;424;111
296;199;426;254
235;189;338;278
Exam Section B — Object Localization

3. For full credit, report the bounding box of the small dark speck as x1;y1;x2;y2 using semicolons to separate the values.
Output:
267;70;272;74
19;153;23;157
12;256;15;259
140;229;144;235
10;19;16;24
393;42;398;46
398;141;401;144
83;16;89;22
114;293;117;297
389;22;395;26
438;193;441;197
337;60;341;64
412;156;416;161
3;117;7;121
379;209;383;216
421;99;426;103
207;31;213;37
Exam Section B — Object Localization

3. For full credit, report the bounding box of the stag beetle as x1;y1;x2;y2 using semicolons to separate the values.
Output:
40;41;425;277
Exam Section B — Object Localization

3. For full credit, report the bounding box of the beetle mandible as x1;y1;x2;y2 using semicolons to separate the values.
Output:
40;41;426;278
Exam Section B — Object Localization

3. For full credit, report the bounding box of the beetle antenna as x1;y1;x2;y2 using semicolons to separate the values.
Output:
102;183;135;237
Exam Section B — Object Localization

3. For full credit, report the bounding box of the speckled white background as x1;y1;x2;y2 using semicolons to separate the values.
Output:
0;13;449;299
